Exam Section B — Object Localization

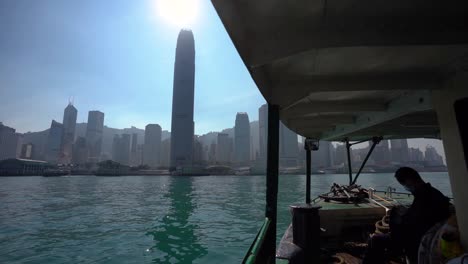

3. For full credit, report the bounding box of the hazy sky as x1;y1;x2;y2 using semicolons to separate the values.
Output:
0;0;446;159
0;0;265;134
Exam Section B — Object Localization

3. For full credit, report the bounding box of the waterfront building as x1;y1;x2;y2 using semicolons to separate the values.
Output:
130;133;138;166
279;121;298;167
160;138;171;167
313;141;333;169
72;137;88;164
370;139;391;164
234;112;251;165
425;145;444;166
59;102;77;164
111;134;131;165
86;110;104;163
193;137;204;165
0;158;51;176
45;120;63;163
0;123;18;161
390;139;409;164
409;147;424;163
143;124;162;168
20;143;34;159
216;133;231;164
170;29;195;169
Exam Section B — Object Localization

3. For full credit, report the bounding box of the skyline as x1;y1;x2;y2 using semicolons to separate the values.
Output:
0;0;264;135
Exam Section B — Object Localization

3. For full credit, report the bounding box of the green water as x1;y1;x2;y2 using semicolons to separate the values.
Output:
0;173;451;263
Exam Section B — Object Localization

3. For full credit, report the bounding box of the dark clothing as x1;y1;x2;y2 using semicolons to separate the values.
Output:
363;183;450;263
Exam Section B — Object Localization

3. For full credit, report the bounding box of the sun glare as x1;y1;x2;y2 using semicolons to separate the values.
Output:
156;0;199;28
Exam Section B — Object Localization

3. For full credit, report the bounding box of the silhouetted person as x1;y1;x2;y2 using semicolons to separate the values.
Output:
363;167;450;264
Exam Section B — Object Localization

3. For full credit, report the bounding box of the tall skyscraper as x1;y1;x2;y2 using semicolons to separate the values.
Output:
111;134;130;165
143;124;162;168
170;29;195;169
425;145;444;166
258;104;268;160
370;139;391;164
60;102;77;164
279;121;298;167
0;123;19;160
86;111;104;163
160;138;171;167
234;112;251;164
45;120;63;163
130;133;138;166
390;139;409;164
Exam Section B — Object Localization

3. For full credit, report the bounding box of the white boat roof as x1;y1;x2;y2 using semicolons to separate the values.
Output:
211;0;468;141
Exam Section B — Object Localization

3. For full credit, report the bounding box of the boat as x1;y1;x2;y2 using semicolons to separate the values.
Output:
211;1;468;263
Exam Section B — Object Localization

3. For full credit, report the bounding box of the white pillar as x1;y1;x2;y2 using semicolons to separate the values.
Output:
432;72;468;249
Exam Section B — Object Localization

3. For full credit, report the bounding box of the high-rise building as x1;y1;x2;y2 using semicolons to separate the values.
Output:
130;133;138;166
193;137;204;165
170;29;195;169
0;123;19;160
111;134;131;165
72;137;88;164
45;120;63;163
86;111;104;163
425;145;444;166
234;112;251;164
390;139;409;164
279;121;298;167
143;124;162;168
258;104;268;160
409;147;424;162
216;133;231;164
313;141;333;168
160;138;171;167
60;103;77;164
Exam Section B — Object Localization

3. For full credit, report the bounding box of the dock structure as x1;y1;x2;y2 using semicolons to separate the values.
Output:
211;0;468;262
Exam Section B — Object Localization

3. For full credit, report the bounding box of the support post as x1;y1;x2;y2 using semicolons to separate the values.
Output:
345;139;353;185
305;144;311;204
265;104;279;262
433;73;468;250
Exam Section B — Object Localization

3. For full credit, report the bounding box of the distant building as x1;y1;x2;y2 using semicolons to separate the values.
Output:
160;138;171;167
0;158;51;176
371;140;391;164
193;137;204;165
170;29;195;169
409;147;424;162
60;103;77;164
279;121;298;167
72;137;88;164
20;143;34;159
0;123;19;161
234;112;251;164
143;124;162;168
313;141;333;169
216;133;232;164
130;133;138;166
390;139;409;164
112;134;131;165
86;111;104;163
45;120;63;163
425;145;444;166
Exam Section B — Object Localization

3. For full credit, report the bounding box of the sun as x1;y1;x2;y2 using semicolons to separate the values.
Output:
156;0;199;28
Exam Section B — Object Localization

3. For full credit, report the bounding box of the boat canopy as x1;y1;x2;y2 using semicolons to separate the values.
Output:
211;0;468;141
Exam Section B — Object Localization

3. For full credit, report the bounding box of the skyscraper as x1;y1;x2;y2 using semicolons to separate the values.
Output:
390;139;409;164
72;137;88;164
45;120;63;163
170;29;195;169
216;133;231;164
144;124;162;168
279;121;298;167
0;123;18;160
130;133;138;166
86;111;104;163
234;112;251;164
60;103;77;164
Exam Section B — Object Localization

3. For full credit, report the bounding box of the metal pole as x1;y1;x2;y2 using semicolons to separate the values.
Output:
352;137;380;185
345;139;353;186
265;104;279;262
306;146;311;204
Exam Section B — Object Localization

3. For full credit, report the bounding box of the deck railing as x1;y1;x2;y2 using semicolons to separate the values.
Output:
242;218;272;264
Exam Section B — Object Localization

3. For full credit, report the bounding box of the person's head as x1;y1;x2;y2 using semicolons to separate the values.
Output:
395;167;425;193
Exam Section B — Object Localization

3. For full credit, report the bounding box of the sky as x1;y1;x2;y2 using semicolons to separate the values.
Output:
0;0;265;134
0;0;446;159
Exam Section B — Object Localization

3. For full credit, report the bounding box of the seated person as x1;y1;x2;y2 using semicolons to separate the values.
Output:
362;167;450;264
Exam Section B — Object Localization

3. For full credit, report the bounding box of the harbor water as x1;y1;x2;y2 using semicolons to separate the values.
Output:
0;173;451;263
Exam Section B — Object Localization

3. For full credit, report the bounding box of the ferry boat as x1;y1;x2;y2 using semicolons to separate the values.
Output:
211;1;468;263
